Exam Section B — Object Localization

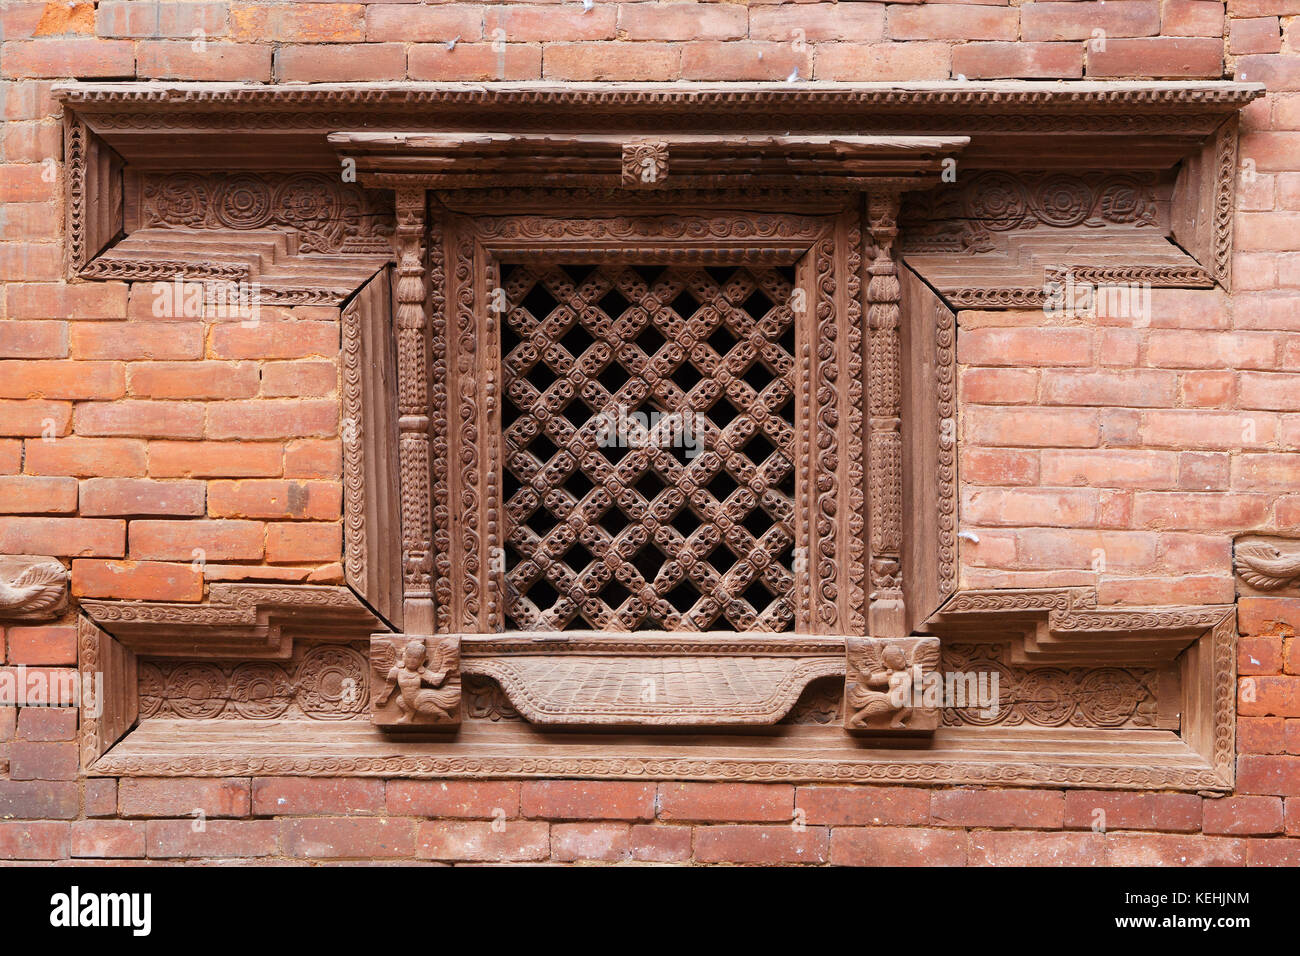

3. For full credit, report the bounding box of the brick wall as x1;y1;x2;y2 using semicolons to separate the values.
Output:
0;0;1298;864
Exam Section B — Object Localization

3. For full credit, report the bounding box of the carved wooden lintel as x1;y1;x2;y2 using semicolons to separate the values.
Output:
844;636;941;734
79;584;385;659
0;555;69;621
371;634;461;729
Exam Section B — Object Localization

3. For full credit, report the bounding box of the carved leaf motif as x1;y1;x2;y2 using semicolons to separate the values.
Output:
0;562;68;614
1235;545;1300;591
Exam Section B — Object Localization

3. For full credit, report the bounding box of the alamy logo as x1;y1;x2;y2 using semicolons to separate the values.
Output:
49;886;152;937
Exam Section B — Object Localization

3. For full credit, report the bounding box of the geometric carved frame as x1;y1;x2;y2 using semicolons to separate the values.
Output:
51;80;1263;789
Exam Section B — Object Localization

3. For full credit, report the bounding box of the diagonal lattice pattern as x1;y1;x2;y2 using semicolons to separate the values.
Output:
500;262;799;632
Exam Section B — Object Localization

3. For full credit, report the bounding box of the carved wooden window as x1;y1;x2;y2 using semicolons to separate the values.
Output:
55;82;1258;790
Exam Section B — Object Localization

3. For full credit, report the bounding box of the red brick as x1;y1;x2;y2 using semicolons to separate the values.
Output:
952;42;1083;79
24;437;144;477
1107;833;1247;866
386;780;520;818
15;706;75;741
795;786;929;826
1182;370;1236;407
70;321;203;361
521;780;655;821
96;0;227;38
750;5;884;42
416;820;549;861
284;439;341;479
148;440;282;478
1240;675;1300;717
1132;492;1271;530
252;777;385;816
0;517;123;556
278;42;405;81
84;778;117;817
130;519;264;561
129;362;260;400
962;487;1098;527
0;779;79;818
830;826;967;866
5;625;75;666
408;43;542;81
230;3;363;43
0;821;69;859
1087;37;1223;77
80;477;206;517
1040;449;1178;488
261;360;337;398
1161;0;1225;35
265;522;339;563
206;400;338;440
1238;755;1300;795
630;824;692;863
209;480;341;520
146;819;279;859
1240;635;1285;675
1097;573;1234;605
888;4;1018;40
694;824;828;864
0;475;77;513
119;778;251;818
76;400;205;439
71;820;147;859
138;41;271;81
8;740;77;779
2;38;135;78
961;448;1039;485
966;407;1100;448
1248;838;1300;866
488;5;616;41
1202;795;1284;835
1178;451;1230;491
4;282;127;320
1142;409;1276;449
1230;17;1281;54
0;398;69;437
71;559;203;602
1041;369;1178;407
0;320;65;358
931;789;1065;828
960;368;1039;405
543;42;679;81
968;830;1106;865
1022;1;1160;39
551;822;631;862
1239;716;1286;754
815;41;950;81
658;782;793;822
280;816;415;858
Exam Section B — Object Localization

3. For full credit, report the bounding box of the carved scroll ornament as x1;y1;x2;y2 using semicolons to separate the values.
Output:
0;556;69;621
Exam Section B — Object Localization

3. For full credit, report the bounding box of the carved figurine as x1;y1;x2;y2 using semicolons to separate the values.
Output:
844;636;941;733
0;556;69;620
1235;540;1300;592
372;636;460;727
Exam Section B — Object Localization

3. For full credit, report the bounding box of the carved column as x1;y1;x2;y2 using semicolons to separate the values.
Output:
866;190;906;639
394;188;435;633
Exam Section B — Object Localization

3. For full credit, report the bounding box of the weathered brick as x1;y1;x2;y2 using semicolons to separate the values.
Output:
1087;37;1223;77
830;826;967;866
15;706;75;741
931;789;1065;829
521;780;655;821
1202;795;1284;835
658;782;793;822
0;821;69;859
0;517;123;556
1062;790;1202;832
265;521;339;563
968;831;1106;866
952;42;1083;79
0;475;77;513
1107;833;1247;866
71;559;203;602
386;780;520;819
551;822;631;862
408;42;542;81
694;825;828;864
128;362;260;401
146;819;279;859
416;820;549;861
130;519;264;561
80;477;206;517
8;740;77;779
281;816;415;858
795;786;929;826
119;778;251;818
71;820;147;859
0;779;79;819
208;480;341;521
148;440;282;478
252;777;385;816
630;824;692;863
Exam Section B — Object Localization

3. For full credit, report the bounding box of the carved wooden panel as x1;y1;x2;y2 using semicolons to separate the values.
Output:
0;555;69;621
498;261;799;632
371;635;460;729
844;636;941;733
1234;534;1300;596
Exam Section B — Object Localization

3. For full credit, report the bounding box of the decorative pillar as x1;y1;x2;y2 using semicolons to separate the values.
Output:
866;190;906;639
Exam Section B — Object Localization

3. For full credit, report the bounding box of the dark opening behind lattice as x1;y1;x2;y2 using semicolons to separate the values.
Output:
499;262;799;632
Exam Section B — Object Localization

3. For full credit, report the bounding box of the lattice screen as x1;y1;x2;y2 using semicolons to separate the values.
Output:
499;262;799;632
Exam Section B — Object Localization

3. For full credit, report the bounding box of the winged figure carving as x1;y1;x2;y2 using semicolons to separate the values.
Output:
373;638;459;723
1235;544;1300;591
0;561;68;617
846;639;941;730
